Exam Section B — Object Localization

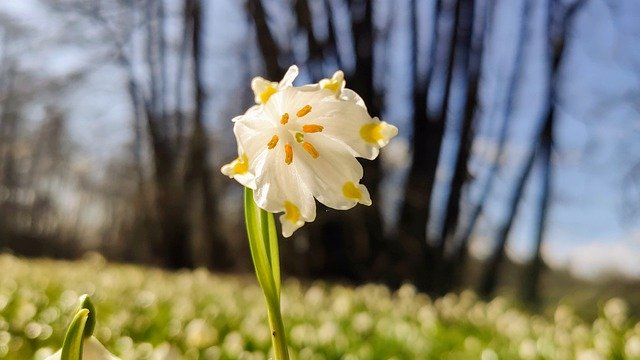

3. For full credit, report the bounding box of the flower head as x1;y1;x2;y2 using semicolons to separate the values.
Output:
222;65;397;237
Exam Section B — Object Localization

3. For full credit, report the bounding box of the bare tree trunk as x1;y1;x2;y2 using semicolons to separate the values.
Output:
440;0;492;293
395;0;442;291
346;0;389;281
247;0;283;79
520;0;587;304
478;144;536;298
433;0;476;294
184;0;231;270
295;0;323;80
451;0;530;288
398;0;461;293
522;109;552;305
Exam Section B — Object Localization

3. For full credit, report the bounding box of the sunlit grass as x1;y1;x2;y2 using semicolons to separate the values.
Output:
0;253;638;359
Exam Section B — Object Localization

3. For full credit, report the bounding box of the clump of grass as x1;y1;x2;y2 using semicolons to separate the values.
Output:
0;253;638;359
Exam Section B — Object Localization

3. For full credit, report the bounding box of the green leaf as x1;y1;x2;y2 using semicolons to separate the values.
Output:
264;210;280;297
244;187;277;302
60;308;89;360
76;294;96;338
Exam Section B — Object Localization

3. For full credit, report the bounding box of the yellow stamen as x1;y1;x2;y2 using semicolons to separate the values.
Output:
267;135;279;149
296;105;312;117
360;123;384;144
342;181;362;200
302;142;319;158
232;154;249;174
284;201;301;223
302;124;324;133
280;113;290;125
259;85;277;104
284;143;293;164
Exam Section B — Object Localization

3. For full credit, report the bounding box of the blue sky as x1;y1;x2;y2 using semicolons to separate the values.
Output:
1;0;639;279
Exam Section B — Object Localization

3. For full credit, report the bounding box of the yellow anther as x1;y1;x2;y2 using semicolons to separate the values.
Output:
232;154;249;174
302;142;319;158
267;135;279;149
284;143;293;164
302;124;324;133
360;123;384;144
280;113;290;125
296;105;312;117
342;181;362;200
259;85;277;104
284;201;301;223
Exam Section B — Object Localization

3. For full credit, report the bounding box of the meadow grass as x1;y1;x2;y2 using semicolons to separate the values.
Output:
0;253;639;359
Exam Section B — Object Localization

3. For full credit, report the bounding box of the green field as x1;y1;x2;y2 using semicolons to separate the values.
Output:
0;254;639;360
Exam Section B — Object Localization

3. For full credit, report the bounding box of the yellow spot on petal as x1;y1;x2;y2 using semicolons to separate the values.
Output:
284;143;293;165
296;105;312;117
280;113;290;124
323;78;342;93
321;71;344;94
360;123;384;144
259;85;277;104
302;142;319;158
302;124;324;133
342;181;362;200
232;154;249;174
284;201;301;223
267;135;279;149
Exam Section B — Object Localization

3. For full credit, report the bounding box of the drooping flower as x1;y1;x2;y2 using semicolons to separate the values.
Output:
222;65;397;237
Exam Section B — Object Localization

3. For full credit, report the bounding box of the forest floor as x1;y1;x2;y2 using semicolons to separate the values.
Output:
1;253;639;359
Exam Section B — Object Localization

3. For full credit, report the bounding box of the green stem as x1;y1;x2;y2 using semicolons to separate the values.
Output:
266;298;289;360
244;187;289;360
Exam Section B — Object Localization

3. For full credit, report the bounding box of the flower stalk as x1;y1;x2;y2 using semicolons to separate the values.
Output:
244;187;289;360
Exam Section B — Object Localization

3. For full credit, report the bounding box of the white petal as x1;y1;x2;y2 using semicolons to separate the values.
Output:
83;337;120;360
341;88;367;109
220;153;255;189
263;86;333;121
295;134;365;210
307;99;398;160
252;144;316;237
278;65;299;87
232;104;279;166
318;70;346;96
251;77;278;104
45;337;120;360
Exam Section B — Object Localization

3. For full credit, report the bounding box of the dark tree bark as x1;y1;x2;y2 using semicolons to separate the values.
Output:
395;0;442;291
184;0;231;270
398;0;463;292
247;0;283;79
295;0;323;80
451;0;530;287
521;0;588;304
433;0;477;294
346;0;389;281
478;143;537;298
440;0;493;293
521;108;552;305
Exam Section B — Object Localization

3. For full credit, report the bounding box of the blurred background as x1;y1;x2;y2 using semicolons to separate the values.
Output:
0;0;639;307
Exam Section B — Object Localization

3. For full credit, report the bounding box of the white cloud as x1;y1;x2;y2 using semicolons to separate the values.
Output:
543;233;640;280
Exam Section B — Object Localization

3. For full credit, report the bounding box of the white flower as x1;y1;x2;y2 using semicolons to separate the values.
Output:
222;65;398;237
45;336;120;360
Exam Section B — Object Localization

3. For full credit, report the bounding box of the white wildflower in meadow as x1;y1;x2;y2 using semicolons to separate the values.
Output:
222;65;398;237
